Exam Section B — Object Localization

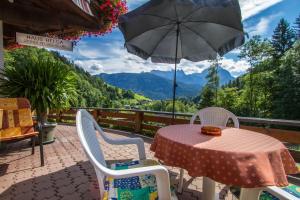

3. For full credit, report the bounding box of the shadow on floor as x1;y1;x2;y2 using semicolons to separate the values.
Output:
0;161;100;200
0;159;202;200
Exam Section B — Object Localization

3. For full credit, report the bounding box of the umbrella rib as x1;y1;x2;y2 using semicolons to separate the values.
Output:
139;14;174;22
126;23;175;43
180;25;183;59
148;24;176;57
182;24;218;53
174;4;179;20
181;6;206;21
186;21;243;34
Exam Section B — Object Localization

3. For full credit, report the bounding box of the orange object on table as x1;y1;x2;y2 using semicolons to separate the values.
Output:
150;124;299;188
201;126;222;136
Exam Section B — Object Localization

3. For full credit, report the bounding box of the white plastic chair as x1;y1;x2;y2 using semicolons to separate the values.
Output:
190;107;239;128
178;107;239;193
76;109;175;200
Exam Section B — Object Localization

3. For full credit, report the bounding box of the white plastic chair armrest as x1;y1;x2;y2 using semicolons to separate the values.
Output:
101;164;172;200
229;113;240;128
105;137;146;160
265;186;298;200
190;114;197;124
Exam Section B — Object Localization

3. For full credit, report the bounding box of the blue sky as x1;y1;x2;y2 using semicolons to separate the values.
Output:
60;0;300;77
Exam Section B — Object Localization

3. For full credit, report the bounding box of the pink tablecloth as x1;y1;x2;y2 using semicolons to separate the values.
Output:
150;124;299;188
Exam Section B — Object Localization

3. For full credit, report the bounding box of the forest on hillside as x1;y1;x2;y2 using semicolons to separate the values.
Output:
3;47;149;109
142;15;300;120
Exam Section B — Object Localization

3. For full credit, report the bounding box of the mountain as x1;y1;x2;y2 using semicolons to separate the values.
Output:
98;72;198;100
4;47;150;109
151;67;234;88
97;67;234;100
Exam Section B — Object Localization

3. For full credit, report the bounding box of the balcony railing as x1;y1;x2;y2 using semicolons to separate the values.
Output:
48;108;300;162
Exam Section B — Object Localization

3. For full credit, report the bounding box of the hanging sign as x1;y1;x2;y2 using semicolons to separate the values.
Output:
16;32;73;51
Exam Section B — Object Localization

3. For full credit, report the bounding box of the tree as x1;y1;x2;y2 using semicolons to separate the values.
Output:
272;18;296;57
239;35;273;67
218;87;239;113
0;48;77;123
123;90;135;99
209;58;220;103
239;36;273;116
198;59;220;108
294;14;300;39
199;85;215;108
272;41;300;119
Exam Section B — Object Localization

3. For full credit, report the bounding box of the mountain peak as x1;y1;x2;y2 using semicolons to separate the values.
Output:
97;67;234;100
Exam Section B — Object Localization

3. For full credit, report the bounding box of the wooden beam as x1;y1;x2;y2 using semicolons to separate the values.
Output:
142;124;161;131
135;111;144;133
99;118;135;128
48;109;300;145
0;6;98;30
0;0;101;43
100;111;136;121
241;125;300;144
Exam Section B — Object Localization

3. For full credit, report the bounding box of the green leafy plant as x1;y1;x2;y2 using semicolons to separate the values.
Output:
0;54;77;123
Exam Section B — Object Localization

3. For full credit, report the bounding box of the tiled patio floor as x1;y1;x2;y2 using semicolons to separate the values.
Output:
0;125;233;200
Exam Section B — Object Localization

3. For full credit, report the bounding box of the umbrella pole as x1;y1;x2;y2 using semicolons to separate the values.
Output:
172;23;180;121
0;20;4;70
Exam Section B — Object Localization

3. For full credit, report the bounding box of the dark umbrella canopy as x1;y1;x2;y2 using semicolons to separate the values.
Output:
118;0;245;118
119;0;245;64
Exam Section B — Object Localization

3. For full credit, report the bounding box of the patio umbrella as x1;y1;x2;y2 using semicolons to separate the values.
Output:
118;0;245;119
0;0;102;68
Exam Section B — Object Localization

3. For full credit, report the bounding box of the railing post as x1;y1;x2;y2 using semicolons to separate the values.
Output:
55;110;60;122
92;109;98;121
135;111;144;133
98;109;104;123
57;110;63;123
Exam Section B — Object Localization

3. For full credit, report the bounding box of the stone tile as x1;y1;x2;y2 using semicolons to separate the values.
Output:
0;125;234;200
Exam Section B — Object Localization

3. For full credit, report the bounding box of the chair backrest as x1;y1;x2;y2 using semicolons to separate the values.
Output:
0;98;35;141
190;107;239;128
76;109;108;197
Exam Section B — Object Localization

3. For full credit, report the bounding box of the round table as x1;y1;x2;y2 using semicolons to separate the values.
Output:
150;124;299;199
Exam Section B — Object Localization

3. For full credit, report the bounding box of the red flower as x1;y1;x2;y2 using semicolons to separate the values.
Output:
86;0;128;36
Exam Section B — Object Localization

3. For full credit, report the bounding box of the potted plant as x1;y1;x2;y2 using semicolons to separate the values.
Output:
0;47;77;144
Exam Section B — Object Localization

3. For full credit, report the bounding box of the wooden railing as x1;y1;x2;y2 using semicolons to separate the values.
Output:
48;108;300;162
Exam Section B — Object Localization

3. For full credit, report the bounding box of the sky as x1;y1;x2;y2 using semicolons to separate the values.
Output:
60;0;300;77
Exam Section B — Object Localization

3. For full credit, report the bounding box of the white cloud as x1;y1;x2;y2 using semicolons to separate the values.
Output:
75;60;104;74
73;38;213;75
220;59;250;77
62;0;280;77
126;0;283;20
127;0;283;20
74;43;250;77
239;0;283;20
247;13;281;36
72;29;251;77
228;48;241;55
250;17;270;35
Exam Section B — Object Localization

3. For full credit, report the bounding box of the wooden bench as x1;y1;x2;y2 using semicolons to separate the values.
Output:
0;98;44;166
